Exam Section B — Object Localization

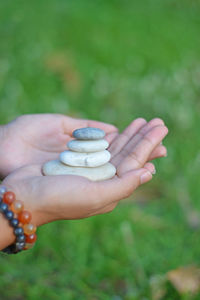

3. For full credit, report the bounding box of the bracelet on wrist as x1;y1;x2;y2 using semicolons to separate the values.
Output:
0;186;37;254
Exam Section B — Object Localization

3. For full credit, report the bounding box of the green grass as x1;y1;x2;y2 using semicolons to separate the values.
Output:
0;0;200;299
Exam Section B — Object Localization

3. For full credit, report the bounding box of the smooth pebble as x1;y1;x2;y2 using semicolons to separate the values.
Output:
42;160;116;181
67;139;109;153
73;127;105;140
60;150;111;167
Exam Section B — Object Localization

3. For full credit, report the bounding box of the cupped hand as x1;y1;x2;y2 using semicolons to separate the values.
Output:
0;114;118;179
2;119;168;230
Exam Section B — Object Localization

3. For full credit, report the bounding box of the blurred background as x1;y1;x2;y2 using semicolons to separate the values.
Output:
0;0;200;299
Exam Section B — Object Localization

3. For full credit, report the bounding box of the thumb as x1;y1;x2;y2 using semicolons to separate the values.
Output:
94;168;152;206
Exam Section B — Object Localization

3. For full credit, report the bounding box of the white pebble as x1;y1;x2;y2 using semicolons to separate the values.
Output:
42;160;116;181
60;150;111;167
67;139;109;153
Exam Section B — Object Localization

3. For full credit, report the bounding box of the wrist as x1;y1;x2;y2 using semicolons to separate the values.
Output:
1;179;49;228
0;185;38;253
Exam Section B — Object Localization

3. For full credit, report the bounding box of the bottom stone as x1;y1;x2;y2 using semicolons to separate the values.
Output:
42;160;116;181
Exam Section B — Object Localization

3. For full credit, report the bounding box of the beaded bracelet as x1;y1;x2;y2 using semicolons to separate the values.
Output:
0;186;37;254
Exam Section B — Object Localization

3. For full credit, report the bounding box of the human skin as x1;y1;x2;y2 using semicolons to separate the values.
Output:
0;115;168;250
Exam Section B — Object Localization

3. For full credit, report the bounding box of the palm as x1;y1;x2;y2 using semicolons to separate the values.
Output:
3;118;168;227
0;114;117;178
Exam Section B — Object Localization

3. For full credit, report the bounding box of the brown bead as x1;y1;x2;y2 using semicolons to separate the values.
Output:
25;233;37;244
3;191;16;205
10;200;24;214
18;210;32;224
23;224;36;235
24;243;35;250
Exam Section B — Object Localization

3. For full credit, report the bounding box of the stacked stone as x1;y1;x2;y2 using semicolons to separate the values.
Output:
43;127;116;181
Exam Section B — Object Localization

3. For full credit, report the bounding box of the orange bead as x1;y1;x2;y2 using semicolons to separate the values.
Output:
24;243;35;250
3;191;16;205
23;223;36;235
10;200;24;214
25;233;37;244
18;210;32;224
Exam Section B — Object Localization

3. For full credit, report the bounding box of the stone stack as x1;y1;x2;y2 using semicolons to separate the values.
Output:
43;127;116;181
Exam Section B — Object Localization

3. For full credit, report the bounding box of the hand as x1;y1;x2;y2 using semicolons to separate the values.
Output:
2;119;168;233
0;114;118;179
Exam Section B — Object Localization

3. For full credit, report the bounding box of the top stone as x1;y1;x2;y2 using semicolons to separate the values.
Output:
72;127;105;140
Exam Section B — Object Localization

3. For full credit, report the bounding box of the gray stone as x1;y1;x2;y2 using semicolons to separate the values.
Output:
73;127;105;140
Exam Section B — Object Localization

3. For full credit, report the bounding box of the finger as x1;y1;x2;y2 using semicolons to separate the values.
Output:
111;118;165;165
144;162;156;174
62;116;118;135
92;168;153;207
148;145;167;161
117;125;168;175
109;118;147;157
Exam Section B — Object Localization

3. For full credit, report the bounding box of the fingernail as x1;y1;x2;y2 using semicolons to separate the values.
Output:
152;168;156;175
140;171;152;184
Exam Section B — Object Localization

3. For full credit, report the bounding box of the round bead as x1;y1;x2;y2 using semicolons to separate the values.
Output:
23;223;36;235
15;241;25;251
18;210;32;224
0;202;8;213
10;200;24;214
25;233;37;244
16;234;25;243
24;243;35;250
3;191;16;205
0;186;7;196
14;227;24;236
4;210;14;220
10;218;19;227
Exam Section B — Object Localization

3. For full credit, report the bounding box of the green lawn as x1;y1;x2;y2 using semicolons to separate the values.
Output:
0;0;200;299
